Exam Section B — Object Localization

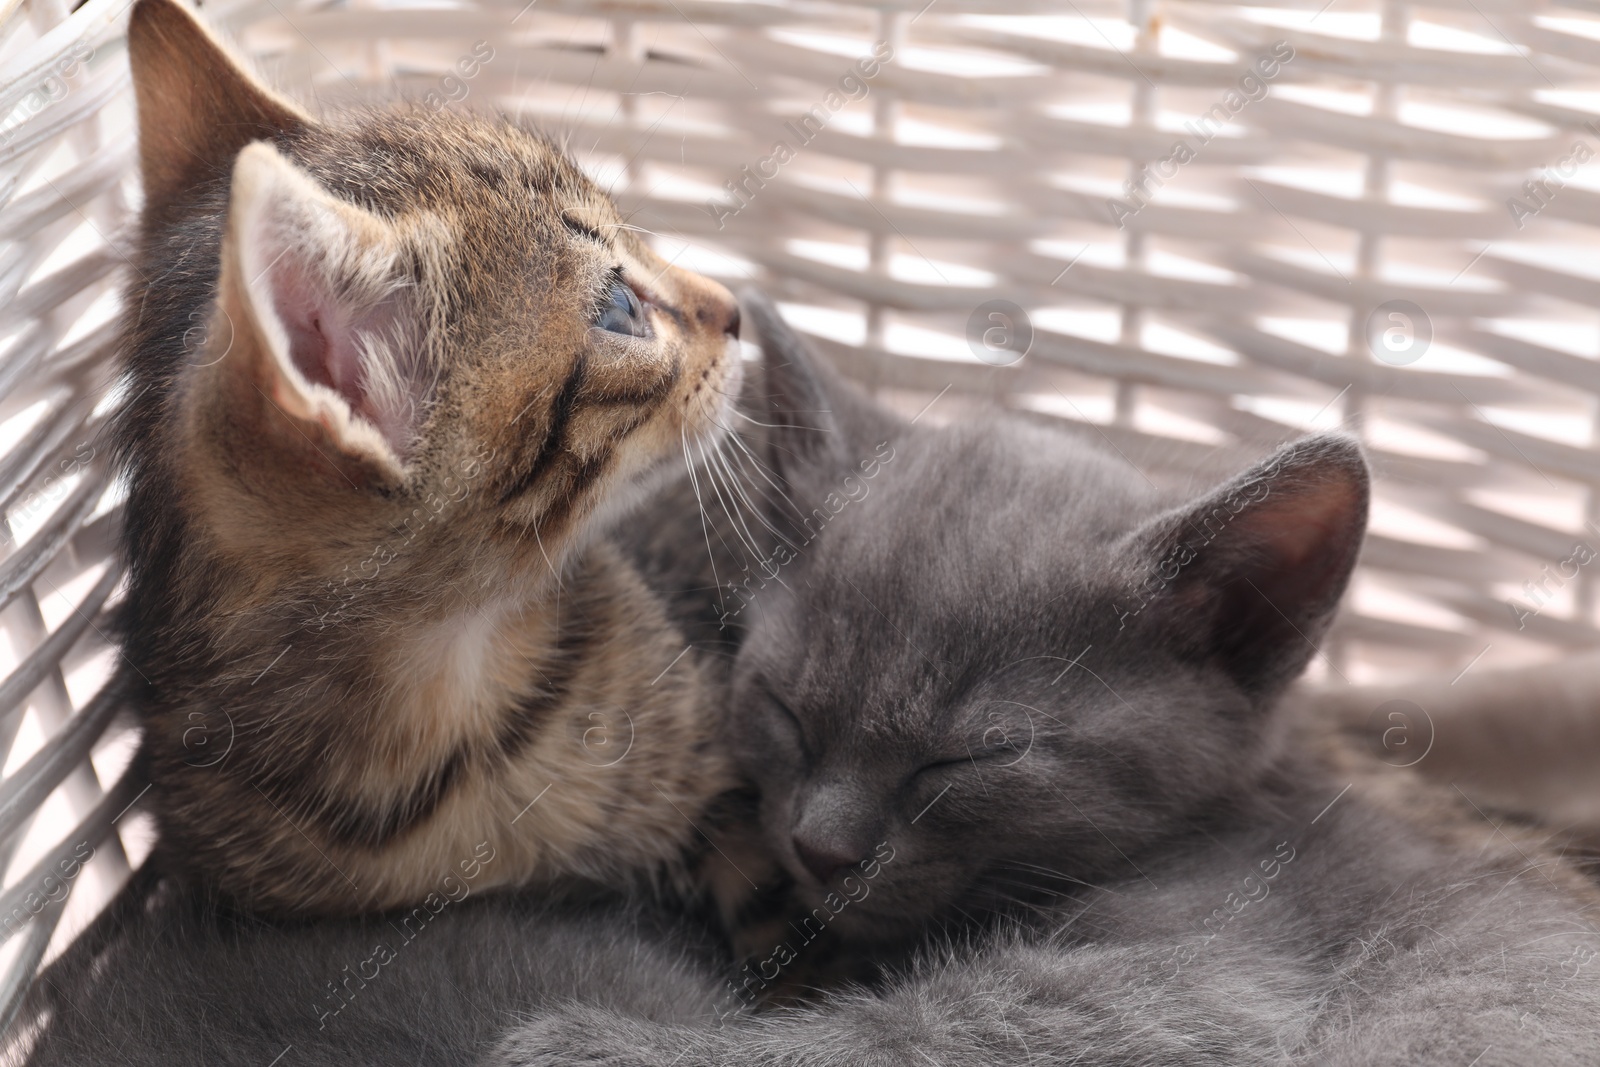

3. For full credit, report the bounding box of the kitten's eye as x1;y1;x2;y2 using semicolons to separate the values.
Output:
768;694;810;757
917;745;1007;778
593;274;650;338
918;755;975;777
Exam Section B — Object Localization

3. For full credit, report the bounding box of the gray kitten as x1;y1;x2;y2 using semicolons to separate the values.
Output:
490;296;1600;1066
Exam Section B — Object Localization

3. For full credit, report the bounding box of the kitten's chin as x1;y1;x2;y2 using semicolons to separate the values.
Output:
583;459;687;539
580;409;731;540
790;883;939;945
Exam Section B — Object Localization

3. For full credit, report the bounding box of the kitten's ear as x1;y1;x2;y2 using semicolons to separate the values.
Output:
129;0;314;221
1127;433;1369;698
201;142;431;486
739;289;901;491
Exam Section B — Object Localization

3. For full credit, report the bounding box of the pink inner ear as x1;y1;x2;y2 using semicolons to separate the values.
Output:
1248;475;1363;570
270;256;369;406
265;252;415;456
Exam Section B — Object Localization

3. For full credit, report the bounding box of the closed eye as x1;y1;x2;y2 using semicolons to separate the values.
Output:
762;686;811;757
917;747;1006;777
916;757;970;780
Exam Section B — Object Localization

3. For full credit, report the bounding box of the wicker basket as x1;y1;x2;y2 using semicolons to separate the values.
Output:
3;0;1600;1036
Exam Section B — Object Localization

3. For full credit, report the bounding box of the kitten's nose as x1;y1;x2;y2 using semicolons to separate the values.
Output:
723;303;741;339
792;833;861;885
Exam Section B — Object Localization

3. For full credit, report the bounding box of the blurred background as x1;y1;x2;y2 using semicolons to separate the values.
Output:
4;0;1600;1030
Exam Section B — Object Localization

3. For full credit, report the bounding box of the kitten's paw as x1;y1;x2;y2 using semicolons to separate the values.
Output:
485;1008;697;1067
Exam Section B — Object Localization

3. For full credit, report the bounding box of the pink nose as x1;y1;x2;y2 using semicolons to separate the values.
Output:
792;834;860;885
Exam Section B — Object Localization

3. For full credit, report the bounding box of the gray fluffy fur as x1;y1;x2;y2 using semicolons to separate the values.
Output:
11;877;725;1066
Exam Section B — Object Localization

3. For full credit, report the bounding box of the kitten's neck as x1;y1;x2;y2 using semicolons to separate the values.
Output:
131;529;728;914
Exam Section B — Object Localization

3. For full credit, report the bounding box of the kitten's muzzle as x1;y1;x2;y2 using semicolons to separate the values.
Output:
792;833;864;885
789;782;881;885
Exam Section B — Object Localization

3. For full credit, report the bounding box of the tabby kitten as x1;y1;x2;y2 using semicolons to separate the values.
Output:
115;0;743;915
494;297;1600;1065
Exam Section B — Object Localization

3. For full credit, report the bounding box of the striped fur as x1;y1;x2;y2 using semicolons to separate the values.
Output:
115;0;744;914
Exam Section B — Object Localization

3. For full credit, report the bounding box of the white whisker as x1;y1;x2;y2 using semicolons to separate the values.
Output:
681;425;726;611
710;432;799;553
723;421;803;528
695;434;763;564
732;409;829;433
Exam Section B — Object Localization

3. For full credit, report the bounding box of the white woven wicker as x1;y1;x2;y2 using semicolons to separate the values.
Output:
2;0;1600;1035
